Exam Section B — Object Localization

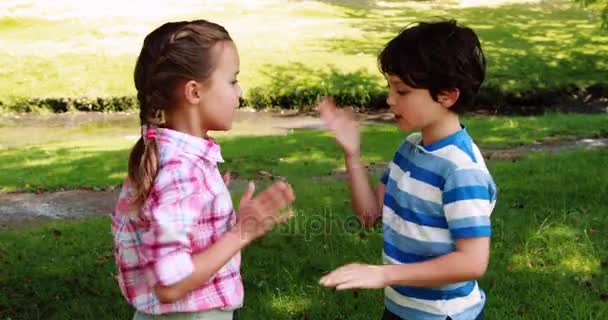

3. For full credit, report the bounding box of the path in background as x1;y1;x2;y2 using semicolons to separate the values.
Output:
1;133;606;229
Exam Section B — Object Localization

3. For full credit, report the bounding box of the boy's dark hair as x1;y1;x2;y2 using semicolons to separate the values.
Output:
378;20;486;113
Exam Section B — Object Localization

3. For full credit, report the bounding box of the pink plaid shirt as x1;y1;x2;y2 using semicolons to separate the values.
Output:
112;128;243;315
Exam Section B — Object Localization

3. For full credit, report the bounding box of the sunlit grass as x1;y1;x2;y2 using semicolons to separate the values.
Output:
1;147;607;319
1;112;606;192
1;0;606;104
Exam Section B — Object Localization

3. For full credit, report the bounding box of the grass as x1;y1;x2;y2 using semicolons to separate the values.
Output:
1;0;607;105
0;112;606;192
1;147;607;319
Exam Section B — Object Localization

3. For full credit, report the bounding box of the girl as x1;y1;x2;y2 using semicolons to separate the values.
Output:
112;20;295;320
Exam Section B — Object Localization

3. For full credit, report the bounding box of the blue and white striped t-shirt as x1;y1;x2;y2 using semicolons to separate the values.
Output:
380;128;497;320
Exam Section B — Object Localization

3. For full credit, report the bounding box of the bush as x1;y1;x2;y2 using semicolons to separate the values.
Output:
1;96;138;113
244;64;388;111
1;64;606;116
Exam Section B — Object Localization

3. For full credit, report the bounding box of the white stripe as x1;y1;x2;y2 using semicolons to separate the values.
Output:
443;200;495;220
388;162;442;204
383;252;404;265
406;133;423;145
472;145;489;168
383;206;452;243
431;145;477;168
385;282;482;315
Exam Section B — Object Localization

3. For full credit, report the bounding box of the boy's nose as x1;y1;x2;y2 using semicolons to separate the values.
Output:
386;94;395;108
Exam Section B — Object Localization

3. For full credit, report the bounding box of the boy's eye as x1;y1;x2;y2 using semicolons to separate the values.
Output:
397;90;408;95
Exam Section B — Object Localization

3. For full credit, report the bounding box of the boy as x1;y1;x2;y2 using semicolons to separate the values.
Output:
318;20;496;320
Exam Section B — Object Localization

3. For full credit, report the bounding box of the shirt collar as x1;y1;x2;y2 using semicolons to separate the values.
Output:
156;128;224;164
420;126;469;152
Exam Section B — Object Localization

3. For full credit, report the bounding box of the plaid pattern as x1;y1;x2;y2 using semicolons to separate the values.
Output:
112;128;243;315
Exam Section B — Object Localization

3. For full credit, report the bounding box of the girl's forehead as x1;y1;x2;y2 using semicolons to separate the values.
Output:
215;41;239;70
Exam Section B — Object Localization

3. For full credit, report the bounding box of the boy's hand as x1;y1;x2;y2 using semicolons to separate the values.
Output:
317;97;361;158
319;263;387;290
235;181;295;242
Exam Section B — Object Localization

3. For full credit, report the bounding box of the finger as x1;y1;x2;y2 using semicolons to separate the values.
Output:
223;171;231;186
318;98;337;123
319;266;350;286
240;181;255;202
321;272;352;288
262;181;290;208
336;280;361;290
274;209;294;224
274;182;295;206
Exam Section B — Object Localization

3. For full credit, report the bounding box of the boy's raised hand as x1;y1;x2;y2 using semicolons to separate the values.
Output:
235;181;295;242
317;97;360;158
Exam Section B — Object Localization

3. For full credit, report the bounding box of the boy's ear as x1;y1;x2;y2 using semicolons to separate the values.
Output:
183;80;202;105
438;88;460;109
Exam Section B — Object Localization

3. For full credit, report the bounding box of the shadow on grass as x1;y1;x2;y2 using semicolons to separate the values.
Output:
1;149;607;318
312;2;608;92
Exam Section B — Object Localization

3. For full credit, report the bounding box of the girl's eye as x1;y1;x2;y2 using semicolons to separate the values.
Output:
231;80;239;85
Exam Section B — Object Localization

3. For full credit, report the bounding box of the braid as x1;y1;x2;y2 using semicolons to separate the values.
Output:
127;19;232;212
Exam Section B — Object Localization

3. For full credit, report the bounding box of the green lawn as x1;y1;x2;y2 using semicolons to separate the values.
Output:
1;112;606;192
1;0;607;105
0;146;607;319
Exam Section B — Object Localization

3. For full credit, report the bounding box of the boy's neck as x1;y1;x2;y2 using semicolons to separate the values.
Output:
420;112;462;146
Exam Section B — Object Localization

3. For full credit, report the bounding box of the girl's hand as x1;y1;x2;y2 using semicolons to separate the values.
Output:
223;171;231;187
319;263;387;290
317;97;361;158
235;181;295;242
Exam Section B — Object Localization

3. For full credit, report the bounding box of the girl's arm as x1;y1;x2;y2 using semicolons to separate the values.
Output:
154;225;248;303
155;181;294;303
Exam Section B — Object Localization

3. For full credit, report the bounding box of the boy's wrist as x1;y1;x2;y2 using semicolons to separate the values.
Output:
383;264;411;287
345;152;362;165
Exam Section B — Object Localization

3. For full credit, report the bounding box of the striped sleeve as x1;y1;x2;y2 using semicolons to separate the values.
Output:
380;166;391;184
442;168;496;239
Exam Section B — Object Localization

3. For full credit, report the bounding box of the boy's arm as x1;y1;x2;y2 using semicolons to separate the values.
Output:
383;236;490;287
319;237;489;289
318;97;384;227
345;154;385;227
321;167;496;289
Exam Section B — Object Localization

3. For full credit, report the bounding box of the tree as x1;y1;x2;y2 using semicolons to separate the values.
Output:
575;0;608;29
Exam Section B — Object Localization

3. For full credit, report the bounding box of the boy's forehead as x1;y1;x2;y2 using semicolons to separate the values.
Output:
385;74;404;84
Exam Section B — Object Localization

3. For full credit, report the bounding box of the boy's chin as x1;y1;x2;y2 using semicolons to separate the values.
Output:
396;121;415;132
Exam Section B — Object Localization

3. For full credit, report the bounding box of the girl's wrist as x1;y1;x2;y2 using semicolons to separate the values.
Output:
229;223;255;246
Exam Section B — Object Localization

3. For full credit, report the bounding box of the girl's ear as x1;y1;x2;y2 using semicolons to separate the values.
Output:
438;88;460;109
183;80;202;105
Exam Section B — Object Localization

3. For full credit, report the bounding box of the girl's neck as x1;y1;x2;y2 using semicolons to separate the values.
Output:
165;108;208;139
420;112;461;146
